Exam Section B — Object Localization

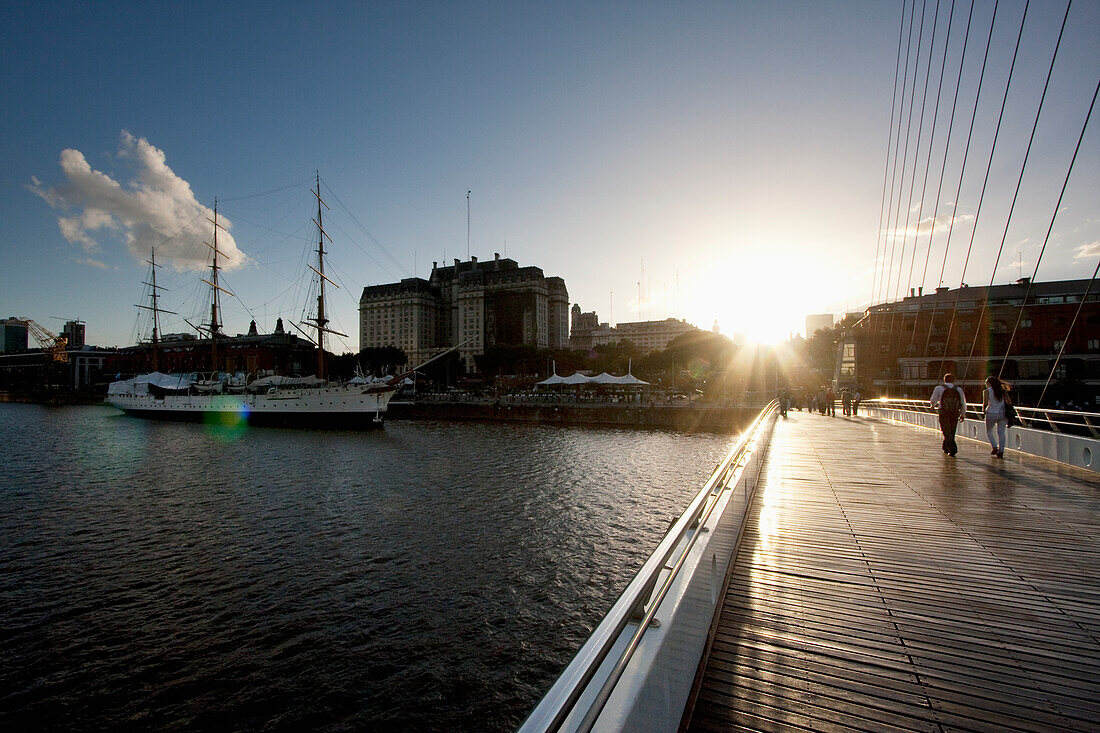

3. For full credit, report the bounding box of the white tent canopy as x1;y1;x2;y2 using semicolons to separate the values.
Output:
536;371;649;387
589;372;649;385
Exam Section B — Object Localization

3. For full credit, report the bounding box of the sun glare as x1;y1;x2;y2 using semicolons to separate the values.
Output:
690;250;822;345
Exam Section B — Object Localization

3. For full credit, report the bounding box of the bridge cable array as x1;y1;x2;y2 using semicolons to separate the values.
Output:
869;0;910;311
909;0;969;357
959;1;1069;382
885;0;940;362
866;0;1098;404
935;0;1027;375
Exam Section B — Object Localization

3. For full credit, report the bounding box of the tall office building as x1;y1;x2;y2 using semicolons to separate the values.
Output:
805;313;834;337
360;254;569;373
0;318;28;353
61;320;86;349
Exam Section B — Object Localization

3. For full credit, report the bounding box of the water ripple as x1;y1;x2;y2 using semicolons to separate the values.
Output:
0;404;737;731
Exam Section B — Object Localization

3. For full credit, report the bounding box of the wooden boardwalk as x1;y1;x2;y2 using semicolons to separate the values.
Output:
685;411;1100;733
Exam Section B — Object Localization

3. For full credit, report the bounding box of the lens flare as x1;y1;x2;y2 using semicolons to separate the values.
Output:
203;397;250;440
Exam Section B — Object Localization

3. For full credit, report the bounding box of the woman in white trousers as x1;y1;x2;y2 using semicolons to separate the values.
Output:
983;376;1008;458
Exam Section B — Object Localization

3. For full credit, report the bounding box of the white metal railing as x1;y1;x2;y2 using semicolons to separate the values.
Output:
864;398;1100;472
520;401;780;732
866;397;1100;437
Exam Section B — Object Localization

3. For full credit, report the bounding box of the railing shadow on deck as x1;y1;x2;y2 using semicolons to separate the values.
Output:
519;401;781;733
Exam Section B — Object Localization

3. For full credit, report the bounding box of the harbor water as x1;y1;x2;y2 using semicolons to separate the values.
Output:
0;404;738;731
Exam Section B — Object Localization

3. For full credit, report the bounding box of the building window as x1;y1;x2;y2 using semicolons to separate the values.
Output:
1021;319;1032;328
1090;339;1099;350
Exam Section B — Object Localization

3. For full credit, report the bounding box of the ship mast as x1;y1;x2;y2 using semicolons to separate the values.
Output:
134;247;175;372
202;200;232;373
304;174;346;381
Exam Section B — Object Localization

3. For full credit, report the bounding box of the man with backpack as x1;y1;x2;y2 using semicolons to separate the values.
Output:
930;373;967;457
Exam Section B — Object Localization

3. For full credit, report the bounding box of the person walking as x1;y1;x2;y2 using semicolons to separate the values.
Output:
826;386;836;417
983;376;1009;459
930;373;966;457
852;389;861;416
841;389;851;416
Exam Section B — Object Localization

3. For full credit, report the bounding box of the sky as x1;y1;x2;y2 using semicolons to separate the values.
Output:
1;0;1098;349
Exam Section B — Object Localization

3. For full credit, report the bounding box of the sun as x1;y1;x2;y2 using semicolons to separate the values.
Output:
687;251;824;345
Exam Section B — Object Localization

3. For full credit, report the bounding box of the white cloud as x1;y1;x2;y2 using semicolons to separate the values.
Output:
30;131;244;271
882;211;973;240
77;257;110;270
1074;241;1100;260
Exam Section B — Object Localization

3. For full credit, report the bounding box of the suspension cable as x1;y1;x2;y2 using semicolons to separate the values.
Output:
909;0;967;356
872;0;910;309
1038;256;1100;407
891;0;946;362
875;0;925;365
960;0;1070;381
938;0;1027;371
937;2;1029;352
880;0;920;309
1000;72;1100;381
921;0;999;364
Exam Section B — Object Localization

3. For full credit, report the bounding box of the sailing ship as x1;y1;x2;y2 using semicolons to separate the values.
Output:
106;177;406;428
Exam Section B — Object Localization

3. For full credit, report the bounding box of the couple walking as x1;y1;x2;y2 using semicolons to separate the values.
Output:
930;373;1012;458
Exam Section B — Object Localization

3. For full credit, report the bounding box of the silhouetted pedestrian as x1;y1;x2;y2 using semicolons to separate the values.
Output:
931;373;966;457
983;376;1009;459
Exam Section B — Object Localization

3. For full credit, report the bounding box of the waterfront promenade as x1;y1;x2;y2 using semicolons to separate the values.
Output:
685;411;1100;732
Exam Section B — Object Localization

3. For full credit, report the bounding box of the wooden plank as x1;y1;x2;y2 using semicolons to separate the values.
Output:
685;412;1100;732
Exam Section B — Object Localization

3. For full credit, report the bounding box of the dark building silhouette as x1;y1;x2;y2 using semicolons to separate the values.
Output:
837;278;1100;407
360;254;569;373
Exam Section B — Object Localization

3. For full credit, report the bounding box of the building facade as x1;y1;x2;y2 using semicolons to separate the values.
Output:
1;318;29;353
61;320;86;349
612;318;699;353
569;306;602;350
359;254;569;373
569;306;700;354
838;278;1100;407
805;313;834;337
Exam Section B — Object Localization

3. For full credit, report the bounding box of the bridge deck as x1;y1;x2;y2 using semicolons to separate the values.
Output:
685;411;1100;732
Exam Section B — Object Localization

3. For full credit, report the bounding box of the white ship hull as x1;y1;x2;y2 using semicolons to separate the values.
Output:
106;383;398;429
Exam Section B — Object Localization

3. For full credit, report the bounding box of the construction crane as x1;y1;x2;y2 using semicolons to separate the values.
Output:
17;318;68;363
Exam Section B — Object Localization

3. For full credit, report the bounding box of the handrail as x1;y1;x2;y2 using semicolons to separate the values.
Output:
521;400;780;732
868;397;1100;435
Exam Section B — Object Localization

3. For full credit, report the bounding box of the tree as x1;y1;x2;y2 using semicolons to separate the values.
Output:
328;347;407;379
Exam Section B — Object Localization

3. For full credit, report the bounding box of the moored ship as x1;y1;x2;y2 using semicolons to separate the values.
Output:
106;176;404;428
106;371;401;427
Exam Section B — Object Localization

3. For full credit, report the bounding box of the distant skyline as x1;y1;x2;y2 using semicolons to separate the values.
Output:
2;1;1097;349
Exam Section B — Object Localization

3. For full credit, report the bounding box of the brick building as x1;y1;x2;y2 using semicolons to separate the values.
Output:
837;278;1100;407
